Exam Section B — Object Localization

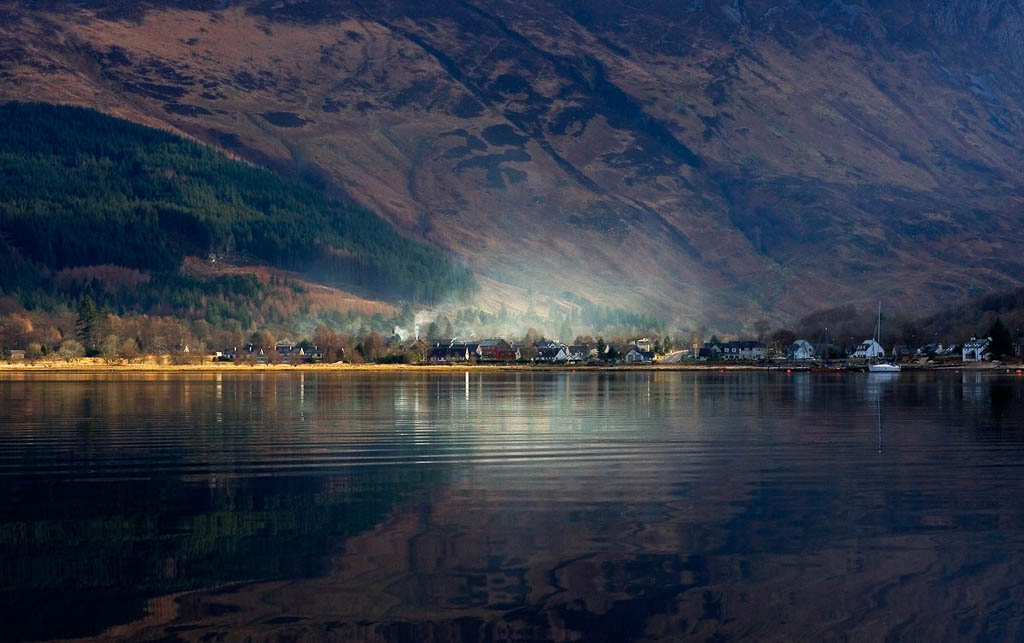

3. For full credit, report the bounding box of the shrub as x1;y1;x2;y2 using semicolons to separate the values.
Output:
56;340;85;361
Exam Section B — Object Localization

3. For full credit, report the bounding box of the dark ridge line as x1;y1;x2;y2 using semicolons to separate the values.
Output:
457;0;702;169
619;195;703;263
374;17;604;194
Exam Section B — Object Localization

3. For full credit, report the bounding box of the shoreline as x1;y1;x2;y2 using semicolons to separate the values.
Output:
0;361;1018;374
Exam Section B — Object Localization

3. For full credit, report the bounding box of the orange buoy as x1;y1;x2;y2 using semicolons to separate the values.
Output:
786;369;792;374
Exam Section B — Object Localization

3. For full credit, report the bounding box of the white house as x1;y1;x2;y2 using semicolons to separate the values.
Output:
702;340;765;361
719;341;765;361
962;337;992;362
536;345;569;363
788;339;815;360
852;339;885;359
625;348;655;364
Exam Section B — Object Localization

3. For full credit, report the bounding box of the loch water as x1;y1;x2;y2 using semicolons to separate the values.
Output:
2;370;1024;642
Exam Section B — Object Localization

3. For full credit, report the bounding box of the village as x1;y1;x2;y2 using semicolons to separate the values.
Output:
4;313;1024;369
181;331;1024;368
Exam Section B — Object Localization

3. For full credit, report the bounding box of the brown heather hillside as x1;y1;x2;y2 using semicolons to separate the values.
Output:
2;0;1023;327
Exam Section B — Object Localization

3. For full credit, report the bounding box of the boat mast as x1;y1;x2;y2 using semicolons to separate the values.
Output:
875;301;882;345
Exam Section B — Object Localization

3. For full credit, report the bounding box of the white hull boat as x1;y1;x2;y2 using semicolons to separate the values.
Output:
868;301;901;373
869;362;901;373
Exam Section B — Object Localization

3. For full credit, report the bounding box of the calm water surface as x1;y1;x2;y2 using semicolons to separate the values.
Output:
2;371;1024;642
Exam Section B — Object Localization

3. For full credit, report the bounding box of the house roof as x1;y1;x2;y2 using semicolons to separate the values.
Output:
707;340;764;349
727;341;764;349
627;349;655;359
537;346;566;357
429;345;467;357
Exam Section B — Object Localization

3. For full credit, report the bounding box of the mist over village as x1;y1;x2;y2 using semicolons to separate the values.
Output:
5;289;1024;369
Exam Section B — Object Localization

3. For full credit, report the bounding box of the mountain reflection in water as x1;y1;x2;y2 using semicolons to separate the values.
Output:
2;371;1024;641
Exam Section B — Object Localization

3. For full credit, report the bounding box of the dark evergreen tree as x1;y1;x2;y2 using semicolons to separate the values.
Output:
987;318;1013;358
76;295;98;350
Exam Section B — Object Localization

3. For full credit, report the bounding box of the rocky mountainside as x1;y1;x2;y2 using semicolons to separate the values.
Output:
2;0;1023;326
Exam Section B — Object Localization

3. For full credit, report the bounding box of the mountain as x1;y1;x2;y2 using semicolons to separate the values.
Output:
913;285;1024;347
1;0;1023;326
0;102;473;323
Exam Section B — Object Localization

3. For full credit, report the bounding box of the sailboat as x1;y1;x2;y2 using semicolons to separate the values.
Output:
868;300;901;373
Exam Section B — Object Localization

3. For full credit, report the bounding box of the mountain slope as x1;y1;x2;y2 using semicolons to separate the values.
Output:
0;102;473;318
1;1;1023;325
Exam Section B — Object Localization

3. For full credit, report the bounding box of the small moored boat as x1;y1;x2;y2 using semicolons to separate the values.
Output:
868;301;901;373
869;362;901;373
